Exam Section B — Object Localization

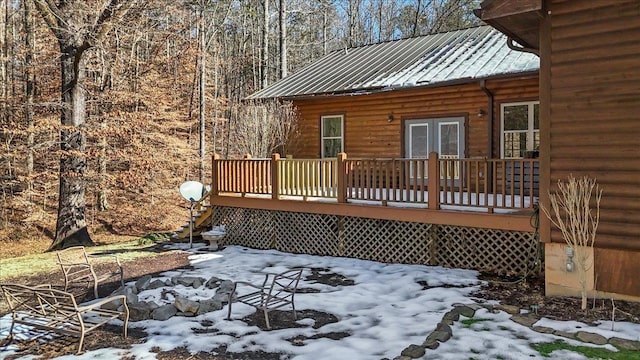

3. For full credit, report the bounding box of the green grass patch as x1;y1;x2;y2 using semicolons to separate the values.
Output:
0;239;175;281
533;340;640;360
461;318;492;328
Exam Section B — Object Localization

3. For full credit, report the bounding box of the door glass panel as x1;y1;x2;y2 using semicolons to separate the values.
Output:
439;123;459;157
439;123;459;179
410;124;428;158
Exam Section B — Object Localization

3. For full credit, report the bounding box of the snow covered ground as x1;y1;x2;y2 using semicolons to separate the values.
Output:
1;244;638;360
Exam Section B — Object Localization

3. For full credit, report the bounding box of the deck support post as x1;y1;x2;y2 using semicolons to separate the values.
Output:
272;153;280;200
337;152;347;203
428;151;440;210
211;153;220;198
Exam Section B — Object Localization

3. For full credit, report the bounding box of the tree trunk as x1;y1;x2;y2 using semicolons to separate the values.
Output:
24;0;35;200
198;5;206;182
279;0;287;79
49;45;94;251
261;0;269;88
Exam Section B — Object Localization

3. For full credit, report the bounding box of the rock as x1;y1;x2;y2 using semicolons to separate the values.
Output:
174;296;200;314
392;356;411;360
400;344;425;358
197;299;223;315
510;314;538;327
609;337;640;351
129;301;155;321
135;275;153;291
423;338;439;350
148;279;167;290
553;330;576;340
174;276;207;288
496;304;520;315
101;297;125;311
124;286;139;305
532;326;555;334
152;304;178;321
219;280;234;292
205;276;221;289
442;310;459;322
454;305;475;318
429;329;452;343
576;331;608;345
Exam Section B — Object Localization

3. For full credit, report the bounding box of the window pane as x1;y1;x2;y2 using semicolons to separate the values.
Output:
504;105;528;130
504;132;527;158
410;125;428;158
323;139;342;158
322;117;342;137
534;103;540;129
439;123;459;157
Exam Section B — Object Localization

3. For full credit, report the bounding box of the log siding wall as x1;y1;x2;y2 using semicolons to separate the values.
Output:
543;0;640;251
288;76;539;160
536;0;640;298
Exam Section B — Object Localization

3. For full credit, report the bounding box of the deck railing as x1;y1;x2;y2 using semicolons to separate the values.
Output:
212;152;539;212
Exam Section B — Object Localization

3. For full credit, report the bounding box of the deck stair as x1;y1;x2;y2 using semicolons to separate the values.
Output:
173;198;213;240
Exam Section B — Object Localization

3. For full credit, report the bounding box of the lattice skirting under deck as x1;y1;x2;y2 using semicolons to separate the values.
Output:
211;206;540;277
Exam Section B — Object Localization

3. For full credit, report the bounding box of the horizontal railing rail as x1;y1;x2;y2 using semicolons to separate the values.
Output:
211;152;539;212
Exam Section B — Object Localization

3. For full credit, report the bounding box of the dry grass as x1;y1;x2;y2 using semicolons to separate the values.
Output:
0;238;174;281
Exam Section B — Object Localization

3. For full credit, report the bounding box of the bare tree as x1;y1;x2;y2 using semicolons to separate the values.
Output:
33;0;139;250
233;100;299;158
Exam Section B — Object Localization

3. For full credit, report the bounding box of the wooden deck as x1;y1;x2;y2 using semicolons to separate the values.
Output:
210;152;539;232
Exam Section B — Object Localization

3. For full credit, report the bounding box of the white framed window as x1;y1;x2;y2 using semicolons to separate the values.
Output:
321;115;343;158
501;101;539;158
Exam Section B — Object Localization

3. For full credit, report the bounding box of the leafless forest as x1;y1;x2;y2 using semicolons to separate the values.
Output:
0;0;478;255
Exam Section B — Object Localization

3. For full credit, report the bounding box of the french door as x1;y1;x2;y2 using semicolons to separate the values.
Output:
405;117;464;179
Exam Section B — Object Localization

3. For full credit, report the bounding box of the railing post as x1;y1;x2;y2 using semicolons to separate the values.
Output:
211;153;220;197
428;151;440;210
272;153;280;200
337;152;347;203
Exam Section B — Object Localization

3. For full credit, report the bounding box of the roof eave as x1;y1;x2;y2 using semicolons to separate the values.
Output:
475;0;543;50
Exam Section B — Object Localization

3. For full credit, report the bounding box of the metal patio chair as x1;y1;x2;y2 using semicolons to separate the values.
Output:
226;268;303;330
56;246;124;299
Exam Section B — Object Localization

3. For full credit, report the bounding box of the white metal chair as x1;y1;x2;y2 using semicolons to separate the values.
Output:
227;268;303;330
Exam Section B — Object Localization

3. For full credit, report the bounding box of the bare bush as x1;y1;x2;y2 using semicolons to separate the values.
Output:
541;175;602;310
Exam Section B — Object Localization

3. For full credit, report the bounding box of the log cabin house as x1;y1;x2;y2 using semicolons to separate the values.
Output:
476;0;640;301
178;25;546;280
186;5;638;301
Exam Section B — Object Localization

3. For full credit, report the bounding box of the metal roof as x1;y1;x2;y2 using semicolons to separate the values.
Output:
247;25;539;100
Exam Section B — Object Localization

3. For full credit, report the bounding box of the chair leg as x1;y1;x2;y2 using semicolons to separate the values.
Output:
226;291;234;320
291;299;297;320
93;281;99;299
264;308;271;330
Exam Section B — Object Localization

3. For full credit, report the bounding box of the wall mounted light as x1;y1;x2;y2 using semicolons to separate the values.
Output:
387;114;394;123
477;109;485;118
565;246;575;272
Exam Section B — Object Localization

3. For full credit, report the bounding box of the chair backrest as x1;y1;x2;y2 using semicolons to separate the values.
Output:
268;269;302;298
57;246;90;265
0;283;79;316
